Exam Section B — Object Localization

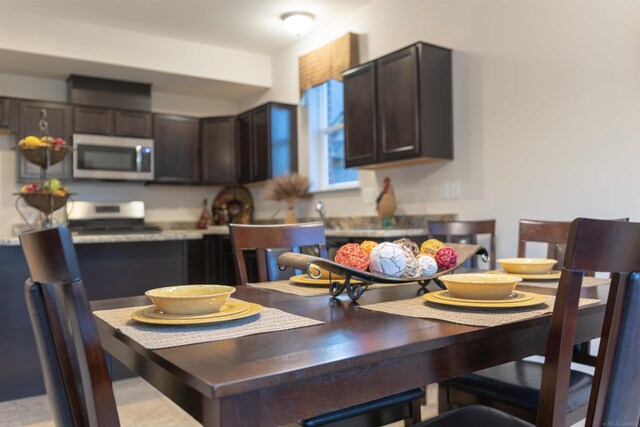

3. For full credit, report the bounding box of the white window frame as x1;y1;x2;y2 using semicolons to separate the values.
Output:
306;81;359;193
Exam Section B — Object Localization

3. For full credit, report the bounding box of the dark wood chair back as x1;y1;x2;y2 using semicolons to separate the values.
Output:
229;222;327;285
427;220;496;269
538;218;640;426
19;227;120;427
517;219;571;264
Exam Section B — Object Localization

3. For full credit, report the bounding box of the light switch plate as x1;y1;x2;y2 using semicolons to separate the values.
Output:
450;180;461;198
440;181;450;199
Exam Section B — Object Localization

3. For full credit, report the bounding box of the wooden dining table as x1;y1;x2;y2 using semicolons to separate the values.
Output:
92;281;607;427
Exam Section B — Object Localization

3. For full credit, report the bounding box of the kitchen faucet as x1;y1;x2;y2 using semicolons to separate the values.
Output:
315;200;326;223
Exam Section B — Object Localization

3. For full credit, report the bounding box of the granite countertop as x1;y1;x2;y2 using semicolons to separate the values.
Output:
1;214;453;247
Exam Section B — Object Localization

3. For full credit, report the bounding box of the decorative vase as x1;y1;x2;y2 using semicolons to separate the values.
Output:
285;199;297;224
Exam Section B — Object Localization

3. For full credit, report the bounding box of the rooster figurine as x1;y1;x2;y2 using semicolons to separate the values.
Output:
376;176;397;227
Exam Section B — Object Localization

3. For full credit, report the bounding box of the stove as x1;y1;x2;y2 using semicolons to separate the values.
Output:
67;201;161;234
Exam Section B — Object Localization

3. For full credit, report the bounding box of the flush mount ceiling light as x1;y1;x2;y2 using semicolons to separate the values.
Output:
281;12;315;36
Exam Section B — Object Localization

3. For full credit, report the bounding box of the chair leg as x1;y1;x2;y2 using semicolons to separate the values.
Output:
404;394;422;426
438;384;450;414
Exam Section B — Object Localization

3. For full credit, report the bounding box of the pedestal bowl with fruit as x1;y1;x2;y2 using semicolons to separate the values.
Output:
18;135;71;168
18;179;70;214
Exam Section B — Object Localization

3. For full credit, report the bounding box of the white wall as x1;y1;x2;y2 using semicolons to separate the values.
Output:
2;0;639;261
251;0;640;259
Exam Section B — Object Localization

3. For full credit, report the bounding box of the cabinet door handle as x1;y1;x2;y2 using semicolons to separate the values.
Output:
135;145;142;172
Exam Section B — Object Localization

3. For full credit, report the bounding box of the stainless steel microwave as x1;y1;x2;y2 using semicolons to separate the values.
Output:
73;133;154;181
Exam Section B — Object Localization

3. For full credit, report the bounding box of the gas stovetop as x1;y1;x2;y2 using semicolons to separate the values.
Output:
67;201;161;235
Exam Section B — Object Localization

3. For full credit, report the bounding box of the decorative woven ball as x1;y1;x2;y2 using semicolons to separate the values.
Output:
360;240;378;256
435;247;458;270
420;239;445;256
369;242;407;278
416;254;438;276
335;243;369;271
403;255;421;278
393;238;420;257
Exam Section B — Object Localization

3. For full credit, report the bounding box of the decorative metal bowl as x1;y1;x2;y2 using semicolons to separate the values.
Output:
19;192;69;214
19;145;71;168
277;243;489;301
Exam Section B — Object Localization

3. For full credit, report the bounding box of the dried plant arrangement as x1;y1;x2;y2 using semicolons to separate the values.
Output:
263;173;310;223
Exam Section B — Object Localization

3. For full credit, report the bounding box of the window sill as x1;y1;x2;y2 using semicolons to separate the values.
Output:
309;181;360;194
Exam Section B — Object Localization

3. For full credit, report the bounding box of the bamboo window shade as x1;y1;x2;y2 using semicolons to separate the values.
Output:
299;32;359;97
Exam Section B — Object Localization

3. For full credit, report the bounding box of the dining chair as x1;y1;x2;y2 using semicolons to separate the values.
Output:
229;222;425;426
428;217;640;427
517;219;572;269
427;220;496;269
19;226;121;427
229;222;328;285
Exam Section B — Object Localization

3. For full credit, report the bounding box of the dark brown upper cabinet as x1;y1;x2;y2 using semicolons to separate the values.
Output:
114;110;152;138
17;100;73;182
0;98;10;128
200;116;236;185
153;114;200;184
343;42;453;169
236;102;297;183
73;106;152;138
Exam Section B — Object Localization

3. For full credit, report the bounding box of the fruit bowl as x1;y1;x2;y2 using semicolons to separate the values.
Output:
497;258;558;274
438;273;522;300
19;145;71;168
19;191;70;214
145;285;236;315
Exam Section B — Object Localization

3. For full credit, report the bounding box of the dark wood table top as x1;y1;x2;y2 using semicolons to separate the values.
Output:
93;282;607;427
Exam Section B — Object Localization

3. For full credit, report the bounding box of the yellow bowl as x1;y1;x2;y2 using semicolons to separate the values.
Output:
308;263;345;280
439;274;522;300
497;258;557;274
145;285;236;315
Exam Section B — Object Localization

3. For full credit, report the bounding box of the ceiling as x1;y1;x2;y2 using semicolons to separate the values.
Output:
0;0;371;99
0;0;371;55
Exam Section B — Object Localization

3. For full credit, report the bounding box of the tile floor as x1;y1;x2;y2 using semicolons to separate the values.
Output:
0;379;438;427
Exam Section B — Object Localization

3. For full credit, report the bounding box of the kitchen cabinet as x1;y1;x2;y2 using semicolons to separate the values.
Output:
200;116;236;184
153;114;200;184
17;100;73;182
343;42;453;168
0;97;10;128
73;106;152;138
237;102;297;183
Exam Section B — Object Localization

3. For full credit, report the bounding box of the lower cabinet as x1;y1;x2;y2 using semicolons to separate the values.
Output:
0;240;201;401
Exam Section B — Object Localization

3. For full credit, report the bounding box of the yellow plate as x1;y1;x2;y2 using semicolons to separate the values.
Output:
131;301;263;325
141;299;250;320
424;291;547;309
432;290;534;304
289;274;363;286
487;269;562;280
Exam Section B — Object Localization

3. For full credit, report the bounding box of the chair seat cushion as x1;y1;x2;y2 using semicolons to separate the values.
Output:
418;404;534;427
444;360;593;413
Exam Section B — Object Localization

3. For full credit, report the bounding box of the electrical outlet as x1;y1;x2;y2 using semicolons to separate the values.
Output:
440;181;450;199
450;180;461;198
362;188;376;204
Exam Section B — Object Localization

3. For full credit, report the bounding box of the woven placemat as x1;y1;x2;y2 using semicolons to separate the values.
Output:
359;295;600;327
247;280;416;296
518;276;610;289
93;303;324;349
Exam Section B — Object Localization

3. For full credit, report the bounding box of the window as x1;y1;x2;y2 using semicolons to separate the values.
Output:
302;79;358;192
